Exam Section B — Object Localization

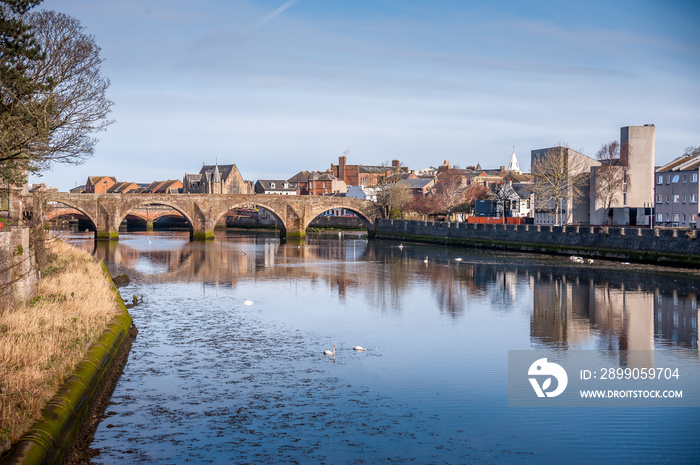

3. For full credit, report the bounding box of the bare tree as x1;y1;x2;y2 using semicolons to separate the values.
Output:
376;183;412;219
434;170;466;220
683;146;700;157
490;181;517;223
531;146;592;225
1;9;113;184
593;141;630;220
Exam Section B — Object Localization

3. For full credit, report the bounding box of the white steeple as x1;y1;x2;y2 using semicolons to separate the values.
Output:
507;147;522;174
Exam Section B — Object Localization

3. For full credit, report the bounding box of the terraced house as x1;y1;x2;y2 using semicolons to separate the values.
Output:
655;154;700;228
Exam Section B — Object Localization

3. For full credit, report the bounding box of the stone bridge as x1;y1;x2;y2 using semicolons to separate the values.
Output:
38;193;381;240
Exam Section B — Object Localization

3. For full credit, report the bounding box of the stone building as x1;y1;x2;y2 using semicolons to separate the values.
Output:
183;164;251;194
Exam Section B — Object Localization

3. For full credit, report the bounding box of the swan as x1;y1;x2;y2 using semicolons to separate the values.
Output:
424;256;429;264
323;345;336;356
243;300;254;306
353;346;367;351
454;258;462;262
398;244;403;250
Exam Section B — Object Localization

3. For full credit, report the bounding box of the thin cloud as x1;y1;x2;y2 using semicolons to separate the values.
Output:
247;0;298;34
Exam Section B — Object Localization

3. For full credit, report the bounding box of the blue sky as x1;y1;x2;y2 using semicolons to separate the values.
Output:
33;0;700;191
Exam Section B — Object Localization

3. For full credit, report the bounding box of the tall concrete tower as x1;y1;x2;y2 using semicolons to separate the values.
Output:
620;124;655;208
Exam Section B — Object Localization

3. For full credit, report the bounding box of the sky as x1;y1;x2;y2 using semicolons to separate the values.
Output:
30;0;700;191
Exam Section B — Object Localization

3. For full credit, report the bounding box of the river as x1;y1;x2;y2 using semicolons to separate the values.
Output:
65;230;700;464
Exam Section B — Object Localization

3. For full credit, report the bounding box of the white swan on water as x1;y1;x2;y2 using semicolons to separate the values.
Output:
424;256;429;264
323;345;336;356
454;257;462;262
398;244;403;250
353;346;367;351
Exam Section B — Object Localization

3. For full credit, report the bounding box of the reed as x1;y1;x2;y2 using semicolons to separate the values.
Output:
0;238;120;444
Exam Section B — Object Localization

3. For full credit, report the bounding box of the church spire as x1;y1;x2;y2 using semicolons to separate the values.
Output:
507;147;521;174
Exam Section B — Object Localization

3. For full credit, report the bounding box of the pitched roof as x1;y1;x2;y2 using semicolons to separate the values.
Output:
288;171;310;183
657;155;695;173
397;178;434;189
200;164;238;182
256;180;296;190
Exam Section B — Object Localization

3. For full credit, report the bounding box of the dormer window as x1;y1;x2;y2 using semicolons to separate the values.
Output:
270;182;276;188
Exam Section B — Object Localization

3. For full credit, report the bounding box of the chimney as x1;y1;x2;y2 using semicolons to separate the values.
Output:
339;155;346;182
392;159;400;168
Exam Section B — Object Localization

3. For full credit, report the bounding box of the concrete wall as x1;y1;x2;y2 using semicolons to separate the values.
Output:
621;125;655;208
375;219;700;266
0;227;37;309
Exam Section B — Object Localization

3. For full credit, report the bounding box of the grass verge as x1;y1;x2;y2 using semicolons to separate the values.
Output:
0;238;121;446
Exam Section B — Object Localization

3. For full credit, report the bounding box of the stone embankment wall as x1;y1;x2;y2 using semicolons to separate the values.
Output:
0;227;36;309
375;219;700;266
1;264;133;465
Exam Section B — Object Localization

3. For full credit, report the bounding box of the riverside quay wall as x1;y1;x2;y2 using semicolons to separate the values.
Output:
375;219;700;267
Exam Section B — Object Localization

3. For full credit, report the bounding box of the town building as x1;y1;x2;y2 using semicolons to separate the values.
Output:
329;156;408;187
85;176;117;193
254;180;297;195
531;147;600;225
590;125;656;225
288;171;347;195
396;178;435;197
654;154;700;228
183;163;251;194
346;185;378;202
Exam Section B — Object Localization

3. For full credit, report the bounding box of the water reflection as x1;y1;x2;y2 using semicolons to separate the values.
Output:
61;231;700;464
69;231;700;353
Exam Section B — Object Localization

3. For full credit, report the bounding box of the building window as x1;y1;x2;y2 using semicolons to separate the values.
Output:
683;193;686;203
672;174;680;183
683;214;687;223
691;214;697;223
656;213;663;222
656;195;663;203
684;174;687;183
666;194;669;203
673;194;680;203
691;194;698;203
666;213;670;221
693;173;698;183
657;175;663;185
667;175;671;184
270;182;275;188
673;214;679;223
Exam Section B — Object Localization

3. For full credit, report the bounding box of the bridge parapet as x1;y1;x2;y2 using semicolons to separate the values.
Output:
40;193;380;240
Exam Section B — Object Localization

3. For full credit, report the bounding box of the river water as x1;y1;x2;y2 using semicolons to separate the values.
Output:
66;230;700;464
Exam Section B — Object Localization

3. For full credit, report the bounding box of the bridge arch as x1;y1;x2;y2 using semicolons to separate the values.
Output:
46;201;98;231
303;204;375;232
211;201;289;235
116;201;196;233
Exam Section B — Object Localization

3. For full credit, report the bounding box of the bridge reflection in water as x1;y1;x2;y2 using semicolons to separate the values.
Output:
67;230;699;353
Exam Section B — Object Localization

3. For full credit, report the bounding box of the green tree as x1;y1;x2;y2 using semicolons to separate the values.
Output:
0;0;46;185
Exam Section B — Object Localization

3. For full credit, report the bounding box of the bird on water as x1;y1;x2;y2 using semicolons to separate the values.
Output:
353;346;367;351
323;345;336;356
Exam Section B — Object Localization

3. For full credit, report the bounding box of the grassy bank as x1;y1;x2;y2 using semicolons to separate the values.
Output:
0;238;121;446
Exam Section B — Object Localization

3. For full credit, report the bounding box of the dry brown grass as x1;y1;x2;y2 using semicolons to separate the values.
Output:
0;238;120;444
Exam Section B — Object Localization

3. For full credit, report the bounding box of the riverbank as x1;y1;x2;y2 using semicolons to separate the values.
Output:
0;238;134;463
375;219;700;267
